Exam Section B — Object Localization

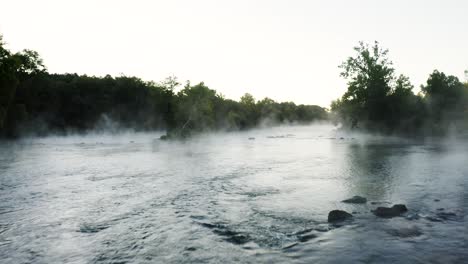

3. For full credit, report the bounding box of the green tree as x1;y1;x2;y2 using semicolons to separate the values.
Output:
170;82;218;137
421;70;467;127
0;35;17;130
338;41;394;128
0;35;47;134
239;93;258;127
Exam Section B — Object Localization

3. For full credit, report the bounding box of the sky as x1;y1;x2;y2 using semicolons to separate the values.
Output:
0;0;467;107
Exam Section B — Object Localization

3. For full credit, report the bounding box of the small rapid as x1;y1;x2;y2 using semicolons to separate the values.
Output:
0;124;467;263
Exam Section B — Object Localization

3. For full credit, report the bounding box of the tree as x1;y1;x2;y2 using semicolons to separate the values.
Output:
0;35;17;130
421;70;467;124
338;41;394;127
14;49;46;76
239;93;258;127
169;82;219;137
0;34;329;138
0;35;47;134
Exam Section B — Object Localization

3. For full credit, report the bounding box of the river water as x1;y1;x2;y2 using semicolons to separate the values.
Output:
0;124;467;263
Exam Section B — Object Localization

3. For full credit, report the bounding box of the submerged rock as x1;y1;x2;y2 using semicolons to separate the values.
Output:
328;210;353;222
386;226;422;238
372;204;408;218
427;211;460;222
282;242;299;250
185;247;197;251
426;216;443;222
298;233;318;242
78;223;109;233
342;196;367;204
436;212;457;221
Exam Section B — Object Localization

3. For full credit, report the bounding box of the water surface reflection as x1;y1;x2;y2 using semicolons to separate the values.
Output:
0;125;467;263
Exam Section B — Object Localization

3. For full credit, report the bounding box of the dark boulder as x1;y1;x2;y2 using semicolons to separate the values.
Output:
372;204;408;218
328;210;353;222
342;196;367;204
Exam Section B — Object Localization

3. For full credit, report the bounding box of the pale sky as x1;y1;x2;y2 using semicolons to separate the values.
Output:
1;0;467;107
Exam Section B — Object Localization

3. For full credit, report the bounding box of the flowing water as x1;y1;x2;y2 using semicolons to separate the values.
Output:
0;124;467;263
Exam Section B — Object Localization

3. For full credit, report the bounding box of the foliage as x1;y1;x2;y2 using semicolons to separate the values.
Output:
0;35;328;138
332;41;468;135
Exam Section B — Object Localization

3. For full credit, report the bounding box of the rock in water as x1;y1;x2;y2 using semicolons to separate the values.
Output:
386;226;422;238
372;204;408;218
342;196;367;204
328;210;353;222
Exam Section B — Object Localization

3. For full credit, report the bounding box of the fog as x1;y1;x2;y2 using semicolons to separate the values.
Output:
1;124;467;263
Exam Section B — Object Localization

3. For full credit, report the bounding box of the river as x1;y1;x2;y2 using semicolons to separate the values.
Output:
0;124;467;263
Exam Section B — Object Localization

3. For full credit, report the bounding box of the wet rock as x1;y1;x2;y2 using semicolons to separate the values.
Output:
199;222;251;245
372;204;408;218
224;233;250;245
342;195;367;204
328;210;353;222
437;208;445;211
298;233;318;242
185;247;197;251
370;201;389;205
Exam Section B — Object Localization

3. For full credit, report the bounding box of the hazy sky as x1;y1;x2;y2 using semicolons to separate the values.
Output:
1;0;467;106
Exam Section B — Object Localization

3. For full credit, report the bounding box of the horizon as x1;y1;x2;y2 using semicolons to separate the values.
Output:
1;0;467;107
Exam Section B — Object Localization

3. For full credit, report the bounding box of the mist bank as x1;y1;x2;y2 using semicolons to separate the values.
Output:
0;35;327;138
331;41;468;137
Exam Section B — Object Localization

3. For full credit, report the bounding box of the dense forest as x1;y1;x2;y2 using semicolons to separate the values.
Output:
2;35;467;139
0;35;327;138
331;41;468;136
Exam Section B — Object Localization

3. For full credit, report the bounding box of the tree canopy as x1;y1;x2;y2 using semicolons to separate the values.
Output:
332;41;468;135
0;35;328;138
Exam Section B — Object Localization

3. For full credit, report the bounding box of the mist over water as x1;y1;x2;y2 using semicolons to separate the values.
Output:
0;124;467;263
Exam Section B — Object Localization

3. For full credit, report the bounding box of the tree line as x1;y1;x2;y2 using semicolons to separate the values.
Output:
331;41;468;136
0;35;328;138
